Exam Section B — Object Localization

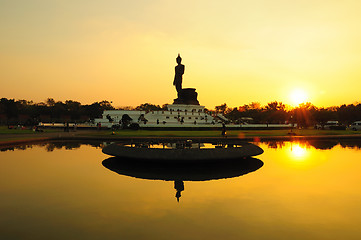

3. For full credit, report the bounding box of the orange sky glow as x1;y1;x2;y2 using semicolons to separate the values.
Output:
1;0;361;109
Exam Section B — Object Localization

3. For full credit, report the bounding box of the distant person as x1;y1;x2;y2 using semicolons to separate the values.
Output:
221;122;227;137
34;125;43;132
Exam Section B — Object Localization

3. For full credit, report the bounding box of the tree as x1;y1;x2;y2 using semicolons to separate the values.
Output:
262;101;288;123
313;107;335;124
215;103;228;115
224;107;241;123
249;102;261;110
292;102;316;128
99;100;115;110
161;104;169;110
84;101;115;120
236;102;263;123
121;114;132;128
135;103;162;112
46;98;56;107
84;103;103;120
119;106;134;110
65;100;81;120
265;101;286;111
0;98;18;120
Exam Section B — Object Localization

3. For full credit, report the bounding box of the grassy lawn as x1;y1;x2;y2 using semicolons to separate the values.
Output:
2;126;361;141
0;126;61;143
0;126;37;134
0;126;60;135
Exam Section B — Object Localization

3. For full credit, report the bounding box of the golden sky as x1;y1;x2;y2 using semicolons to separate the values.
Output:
1;0;361;108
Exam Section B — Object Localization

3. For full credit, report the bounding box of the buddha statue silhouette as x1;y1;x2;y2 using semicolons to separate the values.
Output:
173;54;185;98
172;54;200;105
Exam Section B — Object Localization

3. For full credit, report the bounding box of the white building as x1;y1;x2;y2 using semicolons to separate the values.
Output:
94;104;225;128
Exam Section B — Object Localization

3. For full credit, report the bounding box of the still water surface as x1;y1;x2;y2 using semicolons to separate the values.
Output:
1;140;361;240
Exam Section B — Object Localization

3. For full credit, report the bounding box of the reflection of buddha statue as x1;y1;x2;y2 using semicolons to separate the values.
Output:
174;180;184;202
102;156;264;202
173;54;185;98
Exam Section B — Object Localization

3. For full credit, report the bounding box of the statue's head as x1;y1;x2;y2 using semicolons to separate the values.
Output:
176;54;182;64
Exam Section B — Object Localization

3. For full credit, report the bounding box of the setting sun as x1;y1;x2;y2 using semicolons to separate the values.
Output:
290;89;308;106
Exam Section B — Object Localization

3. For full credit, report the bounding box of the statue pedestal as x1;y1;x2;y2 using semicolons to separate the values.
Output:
173;88;200;105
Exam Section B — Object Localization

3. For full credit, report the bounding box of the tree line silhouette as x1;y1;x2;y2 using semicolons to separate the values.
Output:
217;101;361;127
0;98;114;125
1;98;361;127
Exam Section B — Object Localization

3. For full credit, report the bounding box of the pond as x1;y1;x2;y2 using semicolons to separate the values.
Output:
1;140;361;240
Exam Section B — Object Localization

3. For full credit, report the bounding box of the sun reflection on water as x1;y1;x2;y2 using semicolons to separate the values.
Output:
289;143;309;160
264;141;326;169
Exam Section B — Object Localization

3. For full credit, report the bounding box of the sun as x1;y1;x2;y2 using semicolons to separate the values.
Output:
290;89;308;106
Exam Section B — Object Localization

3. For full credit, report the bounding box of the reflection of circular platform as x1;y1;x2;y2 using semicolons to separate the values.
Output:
102;157;263;181
173;88;199;105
